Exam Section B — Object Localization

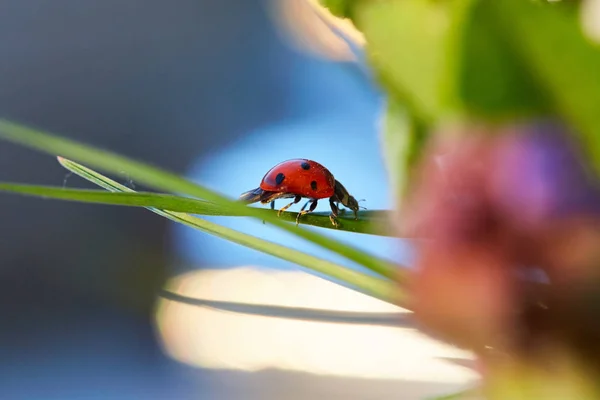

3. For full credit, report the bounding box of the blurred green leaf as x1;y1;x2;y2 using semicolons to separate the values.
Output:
487;358;600;400
442;0;550;119
356;0;446;121
493;0;600;173
356;0;549;121
318;0;357;19
380;98;429;205
0;181;395;236
0;119;402;280
56;157;402;306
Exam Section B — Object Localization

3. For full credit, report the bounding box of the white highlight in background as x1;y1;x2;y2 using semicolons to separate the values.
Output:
155;267;477;384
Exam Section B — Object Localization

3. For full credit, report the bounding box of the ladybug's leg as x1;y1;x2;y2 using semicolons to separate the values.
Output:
300;200;311;212
328;197;340;228
277;195;302;216
295;199;318;226
270;201;275;210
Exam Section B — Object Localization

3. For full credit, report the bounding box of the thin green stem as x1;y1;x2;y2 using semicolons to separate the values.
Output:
0;182;395;236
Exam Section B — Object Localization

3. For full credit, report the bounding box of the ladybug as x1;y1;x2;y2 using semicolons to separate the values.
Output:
239;159;361;227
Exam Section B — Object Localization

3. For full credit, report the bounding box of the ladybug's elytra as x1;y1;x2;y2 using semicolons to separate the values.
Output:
239;159;361;227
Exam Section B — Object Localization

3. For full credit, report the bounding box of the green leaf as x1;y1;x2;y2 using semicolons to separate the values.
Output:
0;119;402;280
57;157;403;306
380;97;429;205
0;182;395;236
356;0;549;121
492;0;600;173
441;0;550;119
356;0;447;121
318;0;357;19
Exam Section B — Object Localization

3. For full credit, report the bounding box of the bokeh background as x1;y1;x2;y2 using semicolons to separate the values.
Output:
0;1;475;398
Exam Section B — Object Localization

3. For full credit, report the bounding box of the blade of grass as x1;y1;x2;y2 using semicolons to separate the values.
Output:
56;157;403;305
0;183;224;213
0;119;404;281
158;210;400;305
0;182;394;235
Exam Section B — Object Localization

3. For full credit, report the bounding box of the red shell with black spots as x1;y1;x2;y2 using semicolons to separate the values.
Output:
259;159;336;199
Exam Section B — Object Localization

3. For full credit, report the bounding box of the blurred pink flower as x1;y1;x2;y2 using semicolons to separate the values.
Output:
401;121;600;360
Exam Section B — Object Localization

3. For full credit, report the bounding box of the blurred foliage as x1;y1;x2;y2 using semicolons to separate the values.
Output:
380;98;428;202
319;0;358;19
320;0;600;179
355;0;551;120
493;0;600;173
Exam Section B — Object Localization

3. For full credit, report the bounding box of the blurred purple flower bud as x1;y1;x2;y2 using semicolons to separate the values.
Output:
401;120;600;359
490;122;600;231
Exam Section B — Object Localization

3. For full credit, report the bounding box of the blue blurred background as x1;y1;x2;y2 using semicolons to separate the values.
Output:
0;1;472;398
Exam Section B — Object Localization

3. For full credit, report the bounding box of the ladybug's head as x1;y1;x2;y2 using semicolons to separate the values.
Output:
344;195;360;217
333;180;360;219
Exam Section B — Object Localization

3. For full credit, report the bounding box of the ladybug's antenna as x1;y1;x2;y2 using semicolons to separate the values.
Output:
358;199;368;210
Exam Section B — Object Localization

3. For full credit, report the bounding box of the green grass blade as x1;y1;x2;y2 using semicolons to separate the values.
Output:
0;183;224;213
157;210;400;305
0;119;403;281
56;157;402;305
0;182;395;235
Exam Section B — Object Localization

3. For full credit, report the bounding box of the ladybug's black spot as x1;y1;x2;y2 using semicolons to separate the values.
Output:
310;180;318;191
275;172;285;185
301;161;311;170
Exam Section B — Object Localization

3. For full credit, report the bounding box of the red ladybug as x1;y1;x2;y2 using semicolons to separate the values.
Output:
240;159;361;227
